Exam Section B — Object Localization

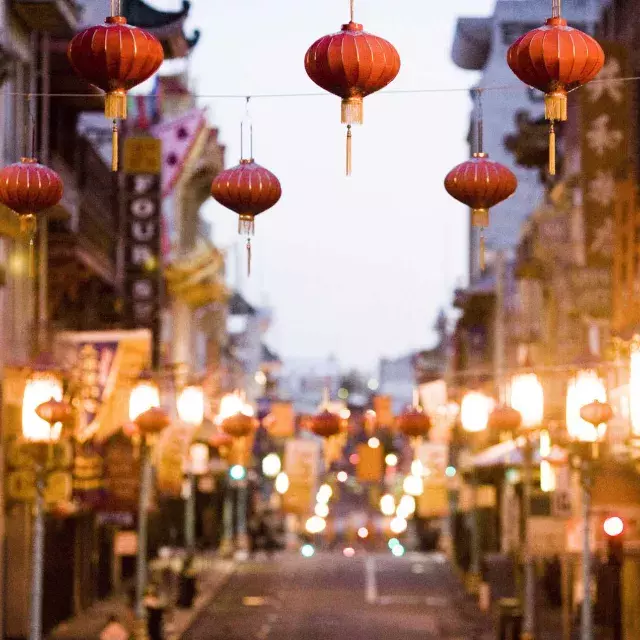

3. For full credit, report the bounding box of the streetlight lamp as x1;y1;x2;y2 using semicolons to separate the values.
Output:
568;368;611;640
129;376;167;639
460;391;492;594
177;383;205;555
22;367;66;640
509;372;544;640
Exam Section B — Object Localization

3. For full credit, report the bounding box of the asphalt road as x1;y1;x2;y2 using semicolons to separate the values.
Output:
182;551;494;640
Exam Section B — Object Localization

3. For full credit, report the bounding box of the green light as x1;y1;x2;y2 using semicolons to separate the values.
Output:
301;544;315;558
445;466;456;478
230;465;246;481
388;538;400;549
338;387;349;399
391;544;405;557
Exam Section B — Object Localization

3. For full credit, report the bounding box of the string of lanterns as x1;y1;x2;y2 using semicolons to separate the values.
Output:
0;0;609;276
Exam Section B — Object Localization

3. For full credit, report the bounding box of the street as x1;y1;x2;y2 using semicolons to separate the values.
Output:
183;552;493;640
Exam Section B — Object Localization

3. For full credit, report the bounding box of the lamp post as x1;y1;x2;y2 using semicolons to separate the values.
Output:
509;372;544;640
567;369;610;640
460;391;492;594
177;383;205;554
129;376;167;639
22;367;65;640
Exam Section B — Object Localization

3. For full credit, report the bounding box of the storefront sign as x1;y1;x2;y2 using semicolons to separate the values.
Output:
527;517;567;557
123;137;162;368
282;439;320;515
268;402;295;438
356;443;383;483
102;432;140;513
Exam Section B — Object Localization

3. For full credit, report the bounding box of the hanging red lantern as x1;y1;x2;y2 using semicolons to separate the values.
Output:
211;160;281;276
220;413;257;439
488;405;522;434
444;153;517;268
67;12;164;171
304;0;400;175
579;400;613;428
310;410;342;439
396;407;431;439
134;407;170;435
0;157;63;275
36;398;74;428
507;0;604;175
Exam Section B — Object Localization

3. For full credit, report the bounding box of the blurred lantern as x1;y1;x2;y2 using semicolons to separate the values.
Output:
0;158;63;275
67;5;164;171
507;0;604;175
35;398;73;437
211;101;282;277
304;0;400;175
209;431;233;450
23;371;63;443
488;405;522;435
509;374;544;429
129;377;160;422
396;406;431;439
579;400;613;440
567;370;608;442
460;392;493;434
218;392;257;439
177;384;205;427
134;406;170;435
311;410;342;439
445;90;517;269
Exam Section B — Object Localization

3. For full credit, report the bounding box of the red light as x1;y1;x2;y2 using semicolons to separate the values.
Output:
604;516;624;537
349;454;359;465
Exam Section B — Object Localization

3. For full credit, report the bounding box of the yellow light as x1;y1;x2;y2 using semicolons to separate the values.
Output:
411;459;424;477
509;374;544;429
385;453;398;467
262;453;281;478
22;373;63;442
189;443;210;475
358;527;369;539
315;503;329;518
217;392;254;423
397;494;416;518
368;378;379;391
566;370;606;442
380;494;396;516
275;472;289;494
403;474;423;497
540;460;556;493
343;547;355;558
631;345;640;435
390;517;408;534
305;515;326;534
539;430;551;458
337;471;348;483
460;392;493;433
604;516;624;537
177;385;205;427
316;484;332;503
129;379;160;422
368;437;380;449
254;371;267;386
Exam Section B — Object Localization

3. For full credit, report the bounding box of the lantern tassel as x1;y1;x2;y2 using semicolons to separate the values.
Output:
346;125;352;176
480;229;486;272
20;214;37;279
246;238;252;277
111;120;118;173
549;122;556;176
105;90;127;120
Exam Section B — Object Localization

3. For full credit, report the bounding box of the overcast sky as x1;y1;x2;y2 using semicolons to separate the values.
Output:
148;0;494;371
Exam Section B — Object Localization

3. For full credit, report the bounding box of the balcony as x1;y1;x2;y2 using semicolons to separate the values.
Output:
11;0;80;36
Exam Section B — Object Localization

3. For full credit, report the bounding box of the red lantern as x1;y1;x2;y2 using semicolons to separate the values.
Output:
444;153;517;267
36;398;73;427
579;400;613;428
304;1;400;175
396;407;431;439
67;14;164;170
220;413;257;439
310;410;342;439
209;431;233;450
211;160;281;276
507;2;604;175
134;407;170;435
488;405;522;434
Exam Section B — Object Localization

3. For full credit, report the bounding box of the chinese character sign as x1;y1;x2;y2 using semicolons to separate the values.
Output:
581;43;630;269
123;137;162;367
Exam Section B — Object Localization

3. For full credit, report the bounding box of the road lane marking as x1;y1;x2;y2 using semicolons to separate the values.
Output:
411;563;425;574
243;596;267;606
376;595;450;606
365;554;377;604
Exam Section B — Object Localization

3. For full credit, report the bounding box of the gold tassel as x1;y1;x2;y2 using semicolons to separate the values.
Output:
544;91;567;122
346;125;352;177
246;238;252;277
480;229;486;272
111;120;119;172
549;122;556;176
20;214;37;278
105;89;127;120
341;96;363;125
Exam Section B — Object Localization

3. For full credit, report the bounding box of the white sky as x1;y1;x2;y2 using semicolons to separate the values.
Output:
148;0;495;370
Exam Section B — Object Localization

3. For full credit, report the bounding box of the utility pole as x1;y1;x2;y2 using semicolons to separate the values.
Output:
494;250;506;402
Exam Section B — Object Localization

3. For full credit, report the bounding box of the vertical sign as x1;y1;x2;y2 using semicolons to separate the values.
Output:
282;439;320;515
580;42;630;275
123;137;162;368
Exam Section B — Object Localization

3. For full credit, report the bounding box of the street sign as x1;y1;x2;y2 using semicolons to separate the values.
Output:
552;466;573;518
527;517;567;557
114;531;138;557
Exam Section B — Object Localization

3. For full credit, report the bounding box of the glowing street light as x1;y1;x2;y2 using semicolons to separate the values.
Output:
177;384;205;427
403;474;423;497
385;453;398;467
129;378;160;422
22;371;63;443
262;453;282;478
315;503;329;518
397;495;416;518
390;517;408;535
306;516;327;534
368;437;380;449
460;392;492;433
566;370;607;443
510;373;544;429
275;472;289;495
380;494;396;517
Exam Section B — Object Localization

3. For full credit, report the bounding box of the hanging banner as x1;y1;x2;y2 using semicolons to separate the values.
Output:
123;137;162;368
581;42;630;276
267;402;295;439
356;443;383;483
373;395;394;427
282;439;321;515
155;424;191;498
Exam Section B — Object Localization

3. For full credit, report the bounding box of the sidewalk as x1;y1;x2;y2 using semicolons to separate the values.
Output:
48;553;235;640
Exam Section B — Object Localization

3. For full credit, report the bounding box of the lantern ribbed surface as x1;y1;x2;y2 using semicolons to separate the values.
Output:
0;158;63;215
67;16;164;119
310;410;342;439
220;413;257;439
444;153;517;227
396;408;431;438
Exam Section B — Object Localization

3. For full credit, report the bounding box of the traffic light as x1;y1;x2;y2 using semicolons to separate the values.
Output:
604;516;624;566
